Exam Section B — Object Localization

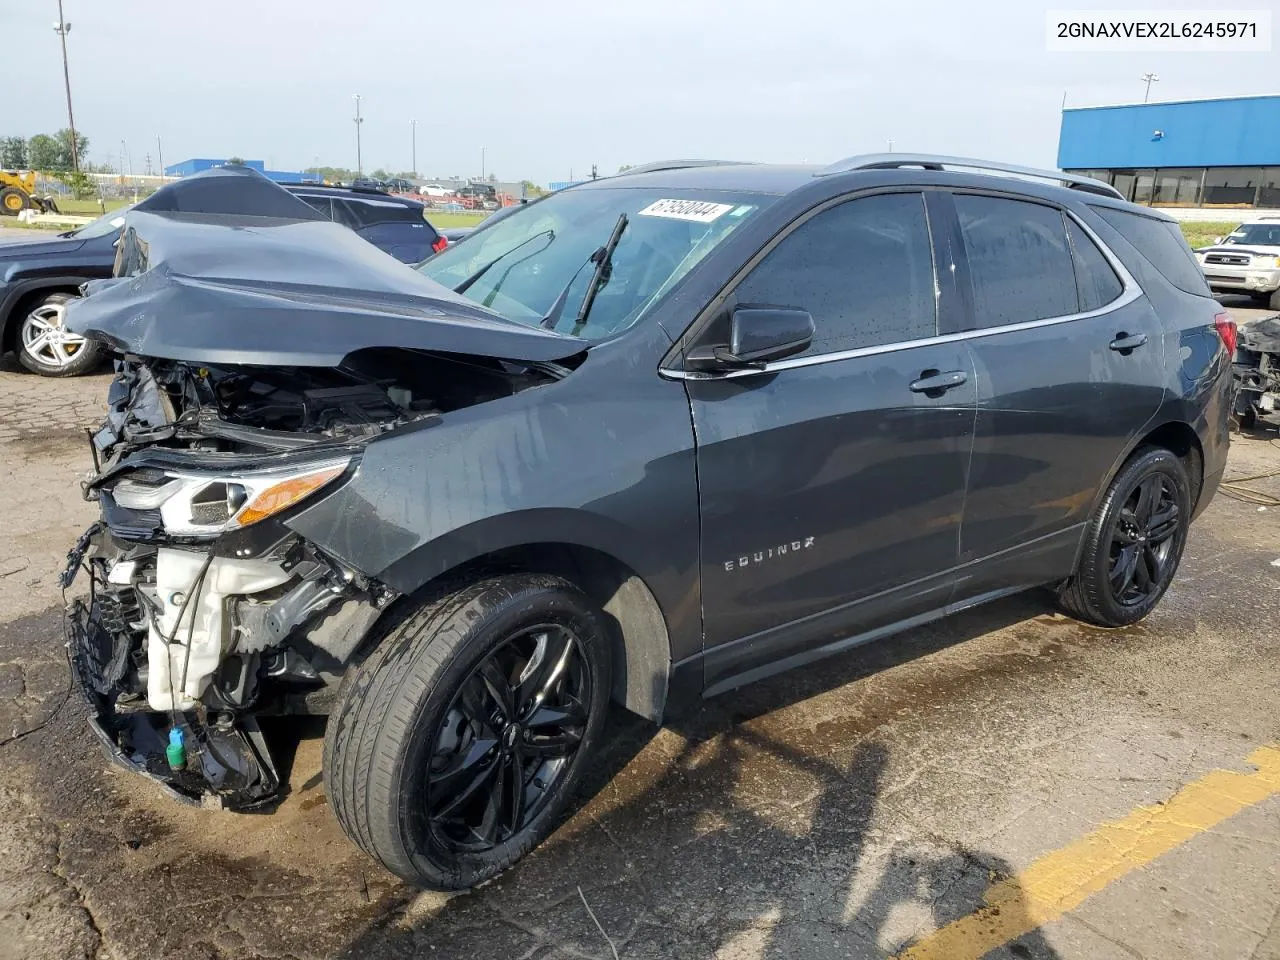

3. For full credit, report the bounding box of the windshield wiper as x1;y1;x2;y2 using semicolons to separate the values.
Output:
452;229;554;295
539;257;597;329
564;214;628;337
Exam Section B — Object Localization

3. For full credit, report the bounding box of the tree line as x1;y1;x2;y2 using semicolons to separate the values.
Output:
1;130;92;172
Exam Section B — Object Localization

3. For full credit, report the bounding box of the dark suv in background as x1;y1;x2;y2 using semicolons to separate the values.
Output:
284;184;448;262
65;156;1232;890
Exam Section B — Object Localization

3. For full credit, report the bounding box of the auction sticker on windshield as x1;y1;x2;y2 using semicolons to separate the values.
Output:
638;199;735;222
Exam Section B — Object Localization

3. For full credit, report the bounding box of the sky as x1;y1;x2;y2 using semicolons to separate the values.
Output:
2;0;1275;185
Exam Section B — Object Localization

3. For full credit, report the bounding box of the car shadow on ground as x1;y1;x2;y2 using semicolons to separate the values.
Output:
336;591;1073;958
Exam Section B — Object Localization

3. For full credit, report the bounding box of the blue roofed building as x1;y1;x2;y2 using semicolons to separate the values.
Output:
1057;94;1280;209
163;158;321;185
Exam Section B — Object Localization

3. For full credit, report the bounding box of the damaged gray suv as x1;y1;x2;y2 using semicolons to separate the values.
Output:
64;157;1233;889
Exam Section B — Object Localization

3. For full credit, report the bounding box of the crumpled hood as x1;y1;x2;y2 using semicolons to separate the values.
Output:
64;210;587;366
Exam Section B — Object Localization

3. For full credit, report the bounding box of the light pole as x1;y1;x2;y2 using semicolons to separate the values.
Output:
410;119;417;176
156;135;164;180
481;146;486;181
53;2;79;173
1141;72;1159;102
353;95;363;175
887;138;894;153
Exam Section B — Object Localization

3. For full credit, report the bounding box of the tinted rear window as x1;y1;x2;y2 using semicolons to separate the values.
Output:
954;195;1078;329
1065;218;1124;312
1090;206;1211;296
341;197;423;227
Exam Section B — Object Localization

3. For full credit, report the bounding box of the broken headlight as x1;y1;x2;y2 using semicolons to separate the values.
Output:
108;458;352;537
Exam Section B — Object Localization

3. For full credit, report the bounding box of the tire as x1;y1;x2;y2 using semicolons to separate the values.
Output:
16;292;103;377
1057;446;1191;628
0;187;28;216
323;574;612;889
1269;288;1280;312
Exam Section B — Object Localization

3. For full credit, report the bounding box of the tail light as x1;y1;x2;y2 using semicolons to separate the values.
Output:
1213;312;1237;357
431;235;448;254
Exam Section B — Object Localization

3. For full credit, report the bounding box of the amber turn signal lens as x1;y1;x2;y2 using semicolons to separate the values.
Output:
234;465;346;527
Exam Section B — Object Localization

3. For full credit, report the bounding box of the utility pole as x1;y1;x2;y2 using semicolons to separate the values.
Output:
481;146;486;181
410;119;417;176
1141;72;1159;102
887;138;894;153
53;1;79;173
156;135;165;180
353;95;363;175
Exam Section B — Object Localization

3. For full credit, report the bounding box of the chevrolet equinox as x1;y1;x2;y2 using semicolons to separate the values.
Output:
63;157;1234;889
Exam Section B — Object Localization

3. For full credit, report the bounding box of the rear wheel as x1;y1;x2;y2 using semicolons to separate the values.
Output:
17;292;102;377
1057;447;1191;627
324;575;612;889
0;187;28;216
1269;288;1280;312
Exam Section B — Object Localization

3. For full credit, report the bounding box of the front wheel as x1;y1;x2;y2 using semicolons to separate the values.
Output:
1269;288;1280;312
0;187;28;216
1057;446;1191;627
17;292;102;377
323;575;612;889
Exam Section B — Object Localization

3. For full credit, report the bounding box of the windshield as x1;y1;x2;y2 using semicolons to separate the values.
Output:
1223;223;1280;246
72;204;135;240
419;186;774;339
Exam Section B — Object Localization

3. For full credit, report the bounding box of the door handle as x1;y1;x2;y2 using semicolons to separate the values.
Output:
909;369;968;395
1109;332;1148;353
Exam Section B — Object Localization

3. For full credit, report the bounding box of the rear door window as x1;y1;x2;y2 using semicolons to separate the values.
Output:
732;192;937;355
1090;206;1211;296
953;194;1078;328
1065;217;1124;312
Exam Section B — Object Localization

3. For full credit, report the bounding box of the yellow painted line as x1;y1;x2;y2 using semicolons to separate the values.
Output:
896;744;1280;960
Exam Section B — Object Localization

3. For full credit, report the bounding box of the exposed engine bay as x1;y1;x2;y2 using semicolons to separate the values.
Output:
1233;315;1280;428
65;347;564;808
94;347;556;460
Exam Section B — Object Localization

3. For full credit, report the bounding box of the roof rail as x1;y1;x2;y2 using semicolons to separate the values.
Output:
615;160;751;177
816;153;1124;200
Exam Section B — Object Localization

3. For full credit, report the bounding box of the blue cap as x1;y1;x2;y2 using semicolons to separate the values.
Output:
168;728;184;746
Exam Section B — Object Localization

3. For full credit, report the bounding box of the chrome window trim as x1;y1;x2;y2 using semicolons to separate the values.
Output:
662;205;1140;382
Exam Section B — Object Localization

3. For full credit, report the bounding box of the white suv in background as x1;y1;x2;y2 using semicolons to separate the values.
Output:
1195;217;1280;310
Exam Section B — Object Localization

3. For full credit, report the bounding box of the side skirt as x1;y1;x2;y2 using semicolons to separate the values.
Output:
684;524;1083;702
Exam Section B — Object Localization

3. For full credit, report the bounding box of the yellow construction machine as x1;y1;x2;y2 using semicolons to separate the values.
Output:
0;170;59;216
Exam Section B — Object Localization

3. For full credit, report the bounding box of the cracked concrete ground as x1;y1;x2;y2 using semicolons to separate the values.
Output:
0;308;1277;959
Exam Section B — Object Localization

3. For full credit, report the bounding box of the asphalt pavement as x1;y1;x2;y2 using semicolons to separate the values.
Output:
0;304;1276;960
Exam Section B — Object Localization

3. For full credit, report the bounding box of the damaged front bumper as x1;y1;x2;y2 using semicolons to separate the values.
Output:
63;456;391;809
65;590;281;810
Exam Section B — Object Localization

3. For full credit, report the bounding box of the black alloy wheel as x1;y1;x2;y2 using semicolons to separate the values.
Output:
1058;446;1191;627
425;624;591;851
1108;473;1181;607
324;574;612;889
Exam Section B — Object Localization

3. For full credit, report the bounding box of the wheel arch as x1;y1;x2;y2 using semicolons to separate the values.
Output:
0;279;85;355
369;540;673;723
1093;418;1205;521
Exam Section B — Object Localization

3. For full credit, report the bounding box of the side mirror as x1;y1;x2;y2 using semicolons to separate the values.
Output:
687;307;814;372
1212;236;1224;245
